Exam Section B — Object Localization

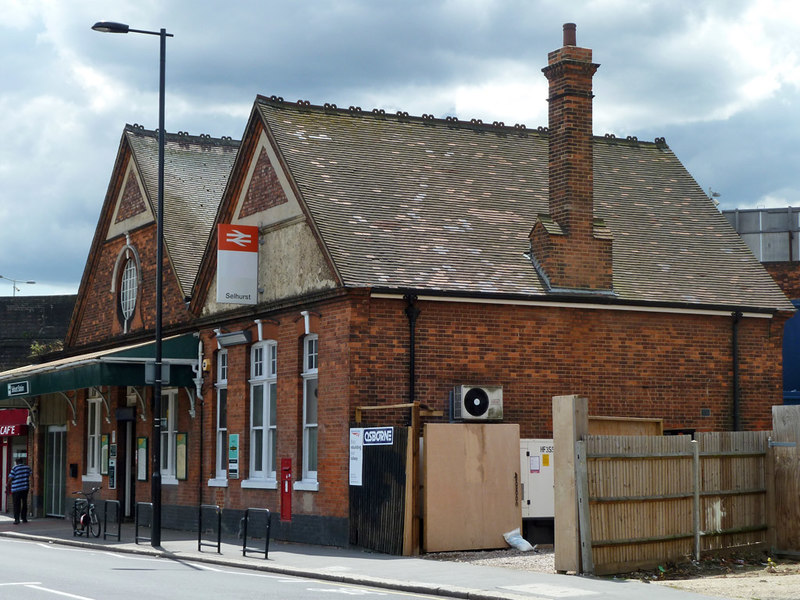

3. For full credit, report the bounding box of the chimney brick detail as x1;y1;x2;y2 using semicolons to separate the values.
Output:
530;25;613;292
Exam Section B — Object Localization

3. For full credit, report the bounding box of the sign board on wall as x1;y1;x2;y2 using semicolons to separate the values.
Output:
349;428;364;486
228;433;239;479
216;224;258;304
349;427;394;486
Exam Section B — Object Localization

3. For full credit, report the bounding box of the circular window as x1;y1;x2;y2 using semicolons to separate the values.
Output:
120;258;138;320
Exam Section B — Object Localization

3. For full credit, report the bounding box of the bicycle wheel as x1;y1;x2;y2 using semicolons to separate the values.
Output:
72;502;86;535
88;505;101;538
71;503;82;536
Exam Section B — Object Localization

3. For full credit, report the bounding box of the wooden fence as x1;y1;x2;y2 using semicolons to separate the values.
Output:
554;396;800;576
580;431;770;575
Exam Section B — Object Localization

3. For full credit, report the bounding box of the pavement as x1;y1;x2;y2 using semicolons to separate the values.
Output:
0;513;719;600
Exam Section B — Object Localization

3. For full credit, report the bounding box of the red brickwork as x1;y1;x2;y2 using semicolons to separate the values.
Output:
239;147;288;218
531;39;613;291
60;383;201;510
57;288;786;527
763;262;800;300
350;297;786;435
190;297;352;519
71;225;192;346
115;172;147;223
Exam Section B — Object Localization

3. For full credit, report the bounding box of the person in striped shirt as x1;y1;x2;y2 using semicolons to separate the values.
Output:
7;457;31;524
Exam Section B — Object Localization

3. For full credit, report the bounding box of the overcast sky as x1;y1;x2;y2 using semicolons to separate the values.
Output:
1;0;798;296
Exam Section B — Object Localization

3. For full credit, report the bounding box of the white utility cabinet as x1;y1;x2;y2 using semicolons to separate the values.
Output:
519;438;555;519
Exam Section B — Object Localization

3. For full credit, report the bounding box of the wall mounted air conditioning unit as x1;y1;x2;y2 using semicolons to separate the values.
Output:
452;385;503;421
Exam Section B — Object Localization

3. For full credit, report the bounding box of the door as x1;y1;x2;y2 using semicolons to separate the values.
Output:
45;426;67;517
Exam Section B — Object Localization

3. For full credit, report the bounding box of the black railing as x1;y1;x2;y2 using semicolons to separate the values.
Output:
198;504;221;553
103;500;121;541
135;502;154;545
241;508;272;559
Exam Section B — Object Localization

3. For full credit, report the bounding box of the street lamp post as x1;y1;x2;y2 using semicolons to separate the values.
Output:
92;21;173;548
0;275;36;297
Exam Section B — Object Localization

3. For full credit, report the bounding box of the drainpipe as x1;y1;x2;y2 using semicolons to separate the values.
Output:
732;311;743;431
196;340;205;506
404;295;421;406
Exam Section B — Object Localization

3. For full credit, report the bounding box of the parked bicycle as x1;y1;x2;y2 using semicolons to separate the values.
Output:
71;486;102;538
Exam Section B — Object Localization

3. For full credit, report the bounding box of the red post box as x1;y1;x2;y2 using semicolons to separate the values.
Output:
280;458;292;521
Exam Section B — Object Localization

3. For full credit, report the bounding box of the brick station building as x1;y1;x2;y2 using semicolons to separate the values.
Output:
0;25;793;547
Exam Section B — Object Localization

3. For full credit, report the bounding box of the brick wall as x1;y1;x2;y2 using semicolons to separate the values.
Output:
58;289;785;544
763;262;800;300
239;146;289;218
192;294;354;531
351;297;786;435
71;226;192;347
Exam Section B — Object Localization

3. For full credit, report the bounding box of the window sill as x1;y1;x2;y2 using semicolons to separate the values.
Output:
161;476;178;486
242;478;278;490
293;479;319;492
82;474;102;483
207;477;228;488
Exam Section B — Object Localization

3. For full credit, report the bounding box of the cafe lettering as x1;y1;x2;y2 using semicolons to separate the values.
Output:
0;408;29;437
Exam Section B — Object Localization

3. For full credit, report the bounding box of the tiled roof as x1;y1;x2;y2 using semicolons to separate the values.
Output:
125;127;240;297
257;98;792;311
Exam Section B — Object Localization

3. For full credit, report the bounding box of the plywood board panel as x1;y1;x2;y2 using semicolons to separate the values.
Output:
588;416;662;436
423;423;520;552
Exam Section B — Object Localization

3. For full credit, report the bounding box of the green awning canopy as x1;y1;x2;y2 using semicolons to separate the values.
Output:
0;334;200;402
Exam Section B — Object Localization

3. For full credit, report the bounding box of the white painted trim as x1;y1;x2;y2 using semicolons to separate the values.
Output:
242;478;278;490
207;478;228;488
293;479;319;492
370;293;774;319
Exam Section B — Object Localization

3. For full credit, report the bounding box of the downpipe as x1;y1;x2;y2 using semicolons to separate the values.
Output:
732;311;743;431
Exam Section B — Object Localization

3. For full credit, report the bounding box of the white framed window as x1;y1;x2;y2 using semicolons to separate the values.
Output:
210;350;228;487
296;334;318;490
160;389;178;484
85;397;102;480
120;258;138;321
244;341;277;488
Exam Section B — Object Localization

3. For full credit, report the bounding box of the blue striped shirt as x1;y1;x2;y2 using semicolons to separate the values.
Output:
8;464;31;493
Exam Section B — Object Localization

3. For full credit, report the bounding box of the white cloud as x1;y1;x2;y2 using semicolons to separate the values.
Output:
2;0;800;296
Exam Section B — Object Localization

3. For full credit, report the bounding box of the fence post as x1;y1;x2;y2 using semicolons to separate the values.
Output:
765;439;777;553
553;394;588;574
692;439;700;561
575;440;593;574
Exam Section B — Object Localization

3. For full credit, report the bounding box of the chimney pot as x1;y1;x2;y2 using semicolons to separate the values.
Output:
563;23;577;46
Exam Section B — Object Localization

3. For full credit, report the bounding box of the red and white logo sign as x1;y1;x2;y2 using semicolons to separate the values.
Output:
217;224;259;305
218;224;258;252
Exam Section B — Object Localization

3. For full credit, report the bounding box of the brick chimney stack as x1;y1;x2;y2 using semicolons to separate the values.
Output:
529;23;613;292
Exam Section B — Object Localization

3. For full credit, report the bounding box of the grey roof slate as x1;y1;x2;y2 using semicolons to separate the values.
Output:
125;127;240;297
256;98;792;312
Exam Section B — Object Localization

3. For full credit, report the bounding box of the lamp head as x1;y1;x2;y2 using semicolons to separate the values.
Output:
92;21;130;33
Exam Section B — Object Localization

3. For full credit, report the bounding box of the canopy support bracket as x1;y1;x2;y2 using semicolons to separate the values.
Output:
130;386;146;422
58;391;78;426
183;386;196;419
20;398;37;429
90;386;112;424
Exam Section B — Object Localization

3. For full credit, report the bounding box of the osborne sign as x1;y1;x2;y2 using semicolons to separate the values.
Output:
362;427;394;446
